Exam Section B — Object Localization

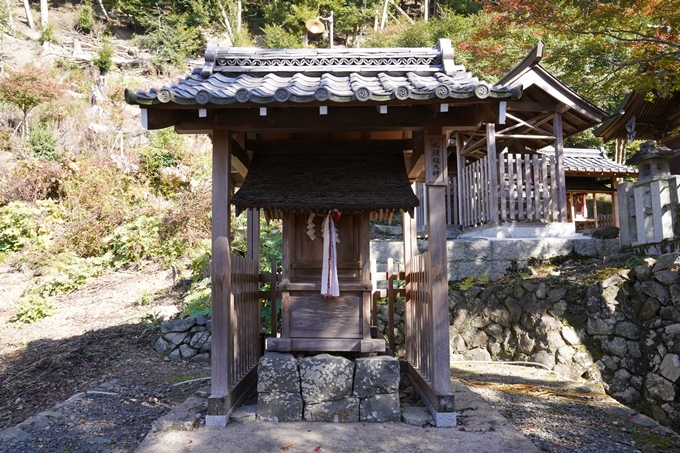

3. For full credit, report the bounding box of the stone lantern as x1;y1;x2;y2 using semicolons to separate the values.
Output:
620;141;680;246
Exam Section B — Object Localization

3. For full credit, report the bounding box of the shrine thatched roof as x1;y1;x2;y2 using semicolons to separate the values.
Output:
231;150;419;212
125;39;520;107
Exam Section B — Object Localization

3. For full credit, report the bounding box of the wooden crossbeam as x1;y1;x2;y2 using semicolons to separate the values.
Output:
247;139;413;153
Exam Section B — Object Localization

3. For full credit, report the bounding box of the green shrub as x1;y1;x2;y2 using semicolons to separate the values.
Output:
33;252;103;296
180;277;211;318
29;123;60;161
39;24;55;45
93;40;115;73
133;15;203;68
77;3;96;34
11;295;57;323
262;24;302;48
103;215;162;267
0;202;45;252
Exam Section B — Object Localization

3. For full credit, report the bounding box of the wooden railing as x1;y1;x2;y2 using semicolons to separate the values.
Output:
370;258;405;353
230;254;261;388
460;156;491;227
406;252;433;383
598;213;615;228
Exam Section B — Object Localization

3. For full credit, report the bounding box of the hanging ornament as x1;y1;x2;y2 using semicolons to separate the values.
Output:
306;212;316;240
321;210;341;297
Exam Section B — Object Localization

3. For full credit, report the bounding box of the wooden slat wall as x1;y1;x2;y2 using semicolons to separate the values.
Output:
229;254;260;389
405;252;432;382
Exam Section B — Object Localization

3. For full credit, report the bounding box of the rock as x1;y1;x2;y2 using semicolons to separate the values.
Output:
0;427;32;442
630;413;658;427
450;334;466;352
530;350;555;370
627;341;642;359
553;363;578;381
619;387;641;404
190;353;210;363
659;354;680;382
645;372;676;402
641;281;670;305
549;300;568;318
591;227;619;239
561;326;581;346
164;332;189;346
353;356;400;398
639;297;661;320
504;297;522;322
257;392;303;422
601;337;628;356
167;348;182;361
587;317;612;335
544;330;566;352
470;330;488;349
470;315;489;328
16;417;51;432
614;321;641;340
195;314;209;325
161;318;196;333
671;284;680;310
359;393;400;422
488;342;501;357
230;405;257;423
465;348;491;361
655;270;680;286
519;293;538;314
661;306;680;322
200;334;211;352
485;323;504;340
151;396;204;432
519;333;535;355
652;253;680;273
373;224;403;235
548;288;567;302
451;310;468;332
155;337;173;355
556;345;575;364
205;319;211;333
601;286;620;307
189;331;210;349
537;314;562;331
489;306;511;327
401;405;434;426
635;264;652;281
304;397;359;422
586;284;601;313
666;331;680;355
179;344;197;359
258;352;300;394
535;283;547;299
299;354;354;404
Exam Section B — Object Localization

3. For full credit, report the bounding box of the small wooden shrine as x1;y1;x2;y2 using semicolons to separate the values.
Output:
126;39;521;426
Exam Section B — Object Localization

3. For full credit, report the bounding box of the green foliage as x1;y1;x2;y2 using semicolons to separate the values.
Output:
33;252;103;296
139;128;186;193
39;24;55;45
11;295;57;323
180;277;211;318
93;40;115;73
0;202;46;253
29;123;60;161
103;215;162;267
77;2;96;34
262;24;302;48
133;14;203;68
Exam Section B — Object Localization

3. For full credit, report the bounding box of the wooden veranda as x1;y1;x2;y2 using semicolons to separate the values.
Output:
126;39;522;425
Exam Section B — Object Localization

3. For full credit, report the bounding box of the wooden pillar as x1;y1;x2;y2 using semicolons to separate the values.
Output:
569;193;575;223
456;132;464;228
553;113;568;222
361;212;371;342
611;178;619;228
281;211;292;341
593;193;598;227
424;133;451;395
402;206;414;362
208;129;232;421
486;124;499;224
246;208;260;263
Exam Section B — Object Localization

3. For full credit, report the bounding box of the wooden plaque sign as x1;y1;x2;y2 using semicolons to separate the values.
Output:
425;134;447;186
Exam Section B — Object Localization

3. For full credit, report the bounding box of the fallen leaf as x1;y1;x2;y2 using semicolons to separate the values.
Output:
315;447;321;452
282;444;293;451
189;440;193;444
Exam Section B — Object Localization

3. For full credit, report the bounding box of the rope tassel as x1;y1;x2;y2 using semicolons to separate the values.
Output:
321;210;340;297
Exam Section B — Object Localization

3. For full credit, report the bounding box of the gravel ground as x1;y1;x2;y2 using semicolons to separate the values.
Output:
451;362;680;453
0;370;209;453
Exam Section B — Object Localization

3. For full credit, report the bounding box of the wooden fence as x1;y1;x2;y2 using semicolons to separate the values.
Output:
419;153;560;229
229;254;261;388
405;252;433;384
370;258;405;353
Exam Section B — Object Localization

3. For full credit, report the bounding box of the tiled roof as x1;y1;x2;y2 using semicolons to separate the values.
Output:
538;147;637;176
125;39;521;107
231;150;419;211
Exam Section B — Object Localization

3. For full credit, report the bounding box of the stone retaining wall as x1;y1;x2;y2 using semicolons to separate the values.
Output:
379;253;680;431
257;353;401;423
153;315;211;363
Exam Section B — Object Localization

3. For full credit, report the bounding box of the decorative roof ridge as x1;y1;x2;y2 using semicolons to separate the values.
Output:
201;38;465;78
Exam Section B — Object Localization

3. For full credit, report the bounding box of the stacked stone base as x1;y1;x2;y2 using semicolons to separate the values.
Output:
257;353;400;423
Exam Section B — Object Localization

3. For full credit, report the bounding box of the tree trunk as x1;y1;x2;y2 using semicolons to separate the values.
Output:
236;0;241;32
22;0;34;29
40;0;47;28
5;0;13;30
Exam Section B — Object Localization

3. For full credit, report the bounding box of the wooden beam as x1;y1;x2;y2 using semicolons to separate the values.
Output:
506;101;554;113
408;131;425;179
486;124;499;224
230;136;250;177
247;139;413;153
208;129;232;418
170;105;487;133
554;113;568;221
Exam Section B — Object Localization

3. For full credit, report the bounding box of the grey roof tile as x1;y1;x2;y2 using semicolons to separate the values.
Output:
539;147;637;175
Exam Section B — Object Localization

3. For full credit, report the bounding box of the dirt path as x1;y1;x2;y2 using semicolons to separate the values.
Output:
0;263;203;432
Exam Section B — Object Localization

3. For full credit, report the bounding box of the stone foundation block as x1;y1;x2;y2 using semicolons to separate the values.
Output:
257;392;303;422
258;352;300;394
353;356;400;398
359;393;400;422
299;354;354;404
303;398;359;422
